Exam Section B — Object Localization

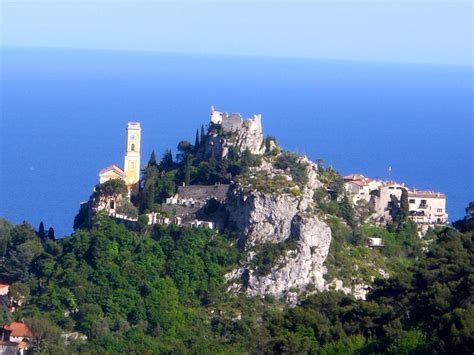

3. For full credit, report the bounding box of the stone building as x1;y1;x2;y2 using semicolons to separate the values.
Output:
344;173;448;225
207;107;265;158
161;184;231;228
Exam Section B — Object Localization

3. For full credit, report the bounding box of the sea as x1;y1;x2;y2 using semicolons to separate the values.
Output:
1;47;472;237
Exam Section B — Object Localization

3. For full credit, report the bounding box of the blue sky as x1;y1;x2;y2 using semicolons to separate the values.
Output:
1;1;472;66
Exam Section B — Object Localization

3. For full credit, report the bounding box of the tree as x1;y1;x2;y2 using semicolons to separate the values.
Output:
398;188;410;222
184;155;192;186
200;125;206;146
47;227;55;240
148;150;157;167
194;129;200;152
160;149;174;171
93;179;128;200
25;316;63;353
177;140;192;162
38;222;46;242
138;215;149;232
8;281;30;304
116;198;139;218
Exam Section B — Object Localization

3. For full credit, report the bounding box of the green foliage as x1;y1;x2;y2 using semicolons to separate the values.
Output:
1;215;472;353
274;151;309;186
116;198;139;218
73;203;89;230
250;238;298;276
398;188;410;222
318;166;344;198
0;220;44;282
237;171;298;195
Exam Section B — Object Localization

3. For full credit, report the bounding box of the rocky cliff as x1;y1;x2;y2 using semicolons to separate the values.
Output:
225;160;332;304
205;110;265;159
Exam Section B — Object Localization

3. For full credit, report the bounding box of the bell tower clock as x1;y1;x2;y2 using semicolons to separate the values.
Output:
124;122;141;195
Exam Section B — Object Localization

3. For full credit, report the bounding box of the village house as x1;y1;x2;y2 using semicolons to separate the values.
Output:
343;174;382;204
407;189;448;224
0;322;32;355
344;173;448;225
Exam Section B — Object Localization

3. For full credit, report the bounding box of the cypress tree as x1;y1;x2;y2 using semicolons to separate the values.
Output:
47;227;55;241
148;150;157;167
200;125;206;146
145;183;156;210
38;222;46;241
184;155;192;186
194;129;200;151
399;188;410;222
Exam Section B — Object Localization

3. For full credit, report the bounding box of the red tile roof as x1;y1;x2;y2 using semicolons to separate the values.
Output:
4;322;32;338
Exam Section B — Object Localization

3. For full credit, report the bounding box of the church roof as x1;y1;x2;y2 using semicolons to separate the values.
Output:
99;164;125;177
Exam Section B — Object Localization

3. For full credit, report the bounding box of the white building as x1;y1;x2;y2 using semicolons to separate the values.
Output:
366;237;384;247
408;189;448;224
343;174;382;204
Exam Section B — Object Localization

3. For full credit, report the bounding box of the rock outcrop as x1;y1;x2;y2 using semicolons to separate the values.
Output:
205;109;265;159
226;162;332;304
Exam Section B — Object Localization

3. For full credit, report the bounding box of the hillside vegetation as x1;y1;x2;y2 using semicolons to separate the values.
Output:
0;215;472;353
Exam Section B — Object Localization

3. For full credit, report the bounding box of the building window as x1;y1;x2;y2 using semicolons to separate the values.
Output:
131;144;135;151
437;208;443;213
409;199;415;204
110;201;115;209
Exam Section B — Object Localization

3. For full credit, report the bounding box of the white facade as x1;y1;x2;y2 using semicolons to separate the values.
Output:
344;174;382;204
366;237;383;247
408;190;448;224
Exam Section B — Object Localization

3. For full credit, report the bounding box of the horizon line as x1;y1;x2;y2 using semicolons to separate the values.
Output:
2;44;473;69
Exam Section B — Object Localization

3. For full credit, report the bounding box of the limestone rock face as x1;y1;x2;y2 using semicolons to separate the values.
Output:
226;170;331;303
205;113;265;159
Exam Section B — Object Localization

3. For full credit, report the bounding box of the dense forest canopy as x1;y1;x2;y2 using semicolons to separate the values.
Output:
0;214;472;353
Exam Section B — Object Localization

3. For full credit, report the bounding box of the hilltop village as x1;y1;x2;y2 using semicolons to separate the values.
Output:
1;107;471;354
79;107;449;234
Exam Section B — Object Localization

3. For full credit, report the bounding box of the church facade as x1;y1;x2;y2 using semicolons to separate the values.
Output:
99;122;142;195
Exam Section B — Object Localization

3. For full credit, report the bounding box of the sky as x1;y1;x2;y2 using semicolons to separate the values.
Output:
0;0;472;66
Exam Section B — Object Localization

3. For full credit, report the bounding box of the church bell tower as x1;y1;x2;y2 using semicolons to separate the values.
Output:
124;122;141;195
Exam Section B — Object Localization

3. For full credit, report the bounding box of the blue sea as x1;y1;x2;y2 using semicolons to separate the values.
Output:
1;47;472;236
